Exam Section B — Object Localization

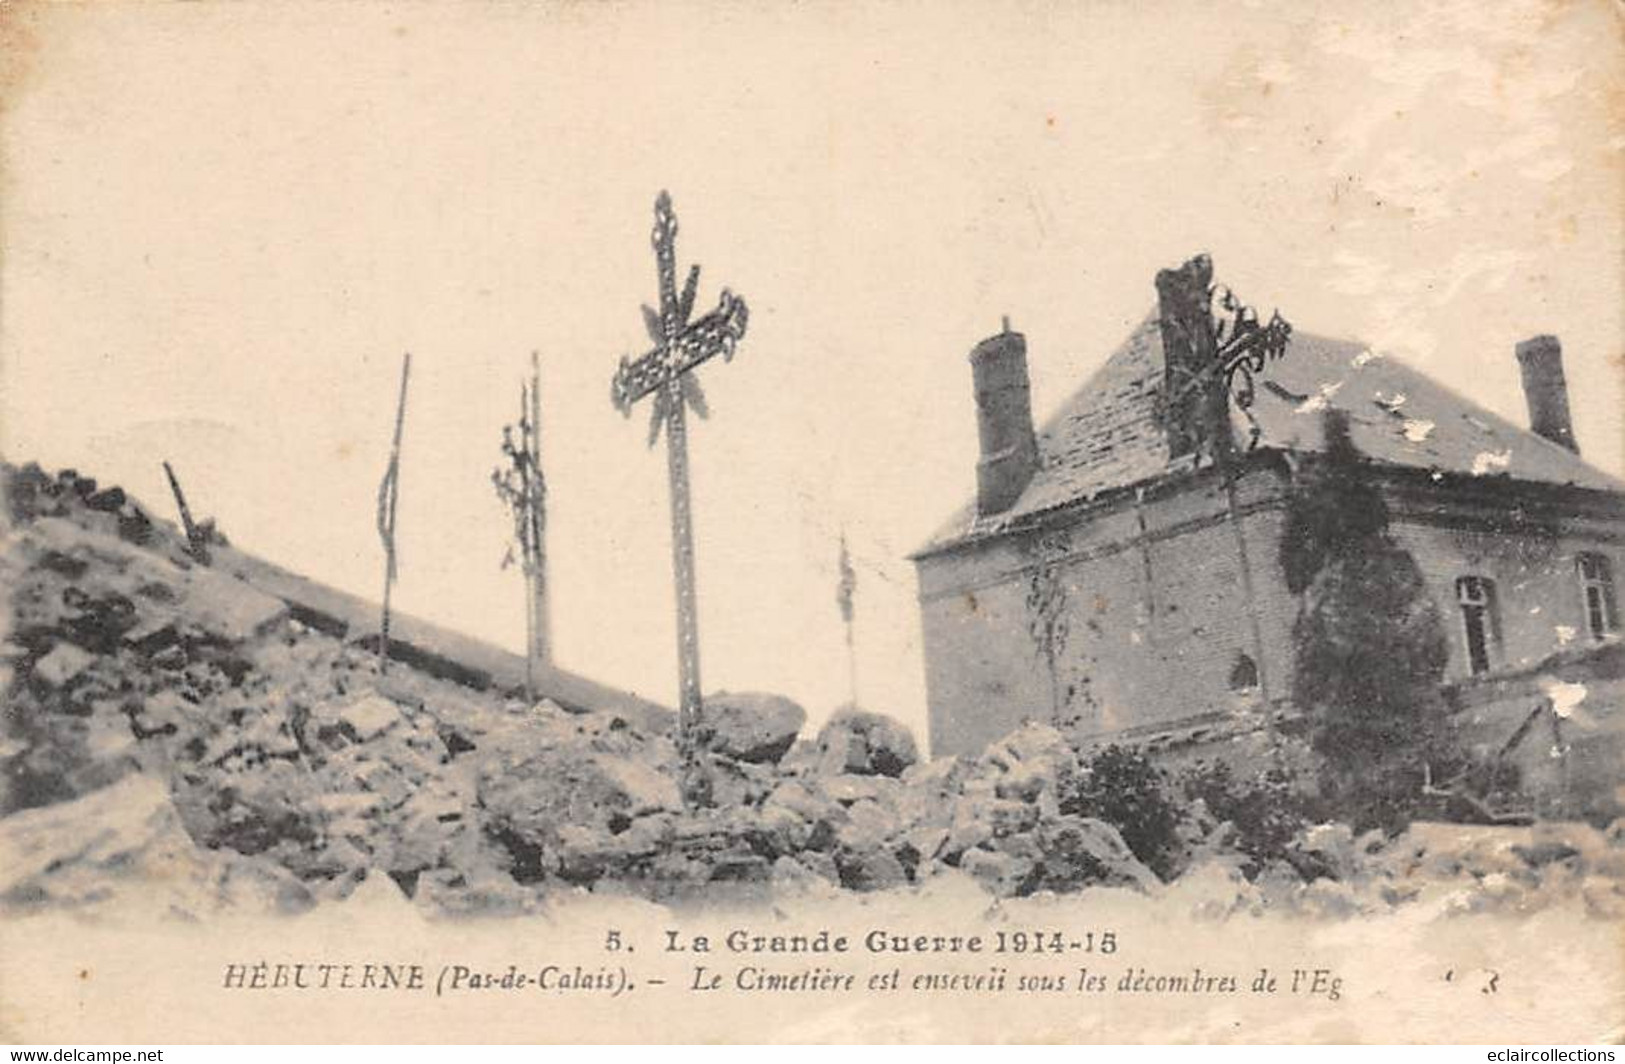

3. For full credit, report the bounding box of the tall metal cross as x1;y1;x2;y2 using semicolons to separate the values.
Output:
610;191;749;794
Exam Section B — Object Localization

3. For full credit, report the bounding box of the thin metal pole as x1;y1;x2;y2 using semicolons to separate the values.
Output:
519;377;535;701
838;532;858;707
377;352;411;674
665;372;704;799
529;351;548;673
162;460;209;564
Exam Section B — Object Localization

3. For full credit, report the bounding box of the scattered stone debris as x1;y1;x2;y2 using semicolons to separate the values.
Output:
0;774;314;919
816;707;920;777
31;642;96;689
3;461;1622;922
697;691;805;764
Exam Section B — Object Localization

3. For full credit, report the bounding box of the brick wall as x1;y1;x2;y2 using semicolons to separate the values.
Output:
1388;511;1625;683
917;466;1300;756
917;463;1625;759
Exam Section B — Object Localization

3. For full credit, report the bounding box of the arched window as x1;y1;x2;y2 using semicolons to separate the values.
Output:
1577;553;1618;641
1456;575;1499;676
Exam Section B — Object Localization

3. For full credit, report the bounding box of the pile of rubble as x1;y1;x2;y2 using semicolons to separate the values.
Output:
3;463;1623;923
475;703;1160;901
1168;817;1625;922
0;466;1160;916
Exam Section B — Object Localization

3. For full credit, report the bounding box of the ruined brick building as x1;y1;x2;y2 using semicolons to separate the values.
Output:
913;256;1625;765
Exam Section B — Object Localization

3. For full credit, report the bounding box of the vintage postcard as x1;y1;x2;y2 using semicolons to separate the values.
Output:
1;0;1621;1045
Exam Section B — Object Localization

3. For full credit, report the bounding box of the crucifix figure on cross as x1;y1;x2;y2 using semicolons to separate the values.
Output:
610;190;749;803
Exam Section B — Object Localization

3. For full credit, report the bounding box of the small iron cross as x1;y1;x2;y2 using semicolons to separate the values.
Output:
610;191;749;799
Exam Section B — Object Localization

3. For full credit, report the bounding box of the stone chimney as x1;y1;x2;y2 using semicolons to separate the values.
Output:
1156;253;1231;461
970;320;1039;517
1515;335;1578;454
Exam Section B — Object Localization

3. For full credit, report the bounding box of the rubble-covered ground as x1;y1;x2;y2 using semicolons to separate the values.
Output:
3;463;1624;923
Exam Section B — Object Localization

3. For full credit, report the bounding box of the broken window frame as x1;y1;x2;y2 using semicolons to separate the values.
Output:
1576;552;1619;642
1456;575;1500;677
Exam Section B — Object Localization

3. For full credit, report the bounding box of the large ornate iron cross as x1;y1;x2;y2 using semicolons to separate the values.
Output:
610;191;749;789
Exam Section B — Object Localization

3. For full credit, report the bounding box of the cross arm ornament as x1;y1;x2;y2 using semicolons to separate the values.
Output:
610;291;750;414
1211;286;1292;412
1161;281;1293;415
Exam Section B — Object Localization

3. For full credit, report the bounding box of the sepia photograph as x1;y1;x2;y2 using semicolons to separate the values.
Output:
0;0;1621;1046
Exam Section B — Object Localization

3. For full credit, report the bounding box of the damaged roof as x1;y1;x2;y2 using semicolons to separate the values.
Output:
918;314;1625;556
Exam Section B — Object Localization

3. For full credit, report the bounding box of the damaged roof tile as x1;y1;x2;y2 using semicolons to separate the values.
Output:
918;311;1624;555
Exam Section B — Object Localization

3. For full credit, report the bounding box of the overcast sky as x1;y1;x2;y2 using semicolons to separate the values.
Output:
3;0;1620;739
